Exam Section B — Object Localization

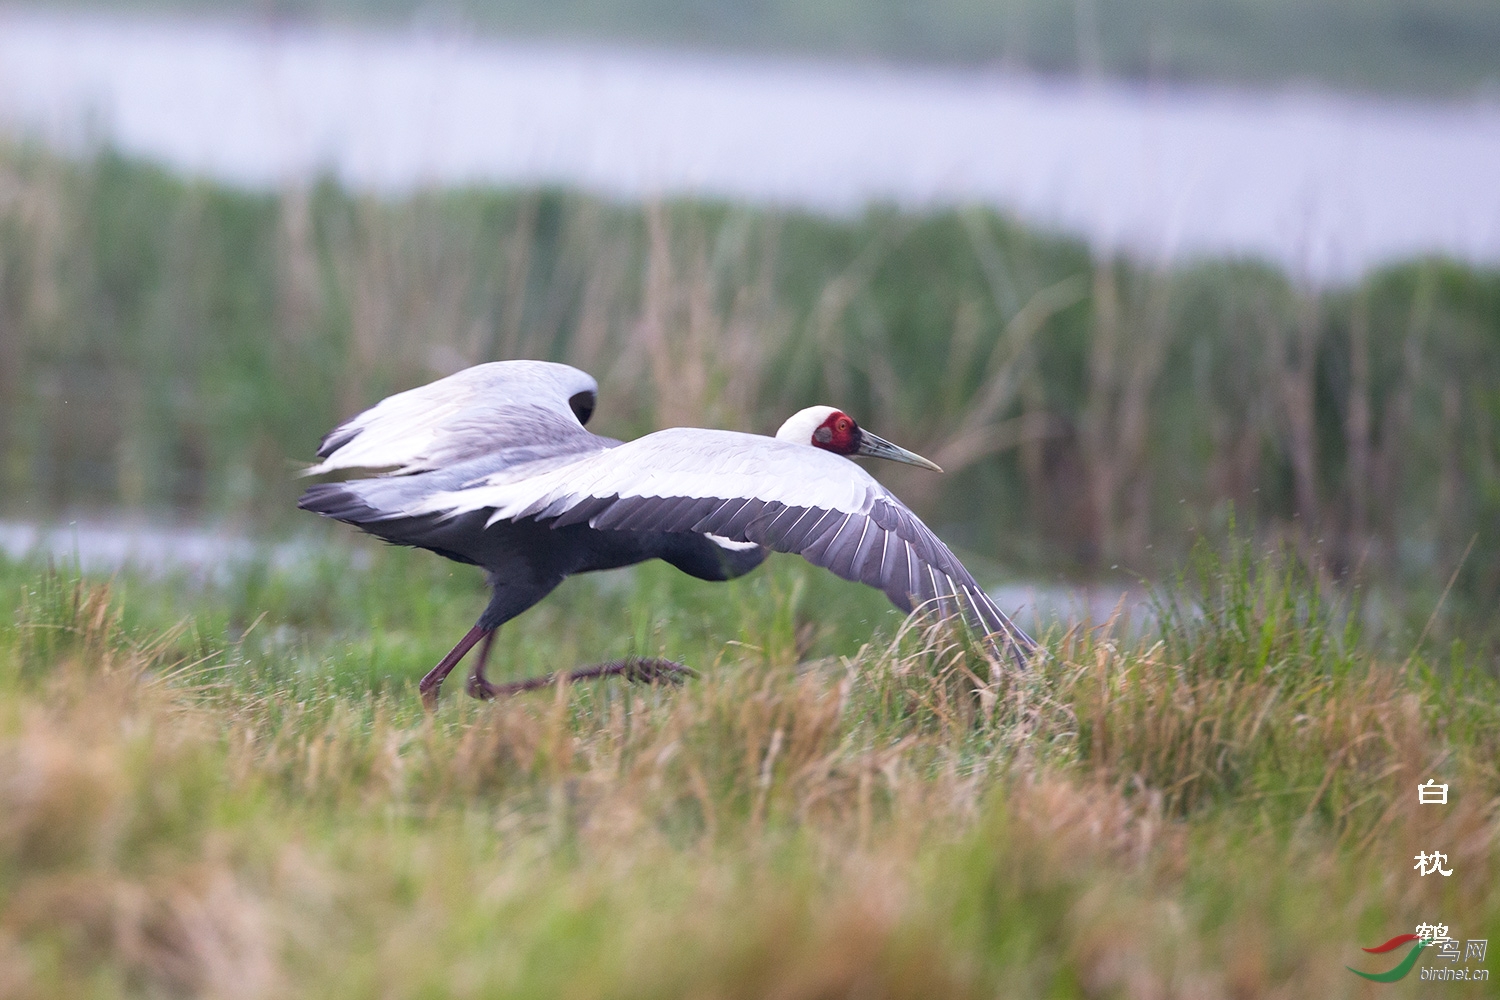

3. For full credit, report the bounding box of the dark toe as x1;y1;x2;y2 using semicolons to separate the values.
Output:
466;674;497;700
622;658;697;685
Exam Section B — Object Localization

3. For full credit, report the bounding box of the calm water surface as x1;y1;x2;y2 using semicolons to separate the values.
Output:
1;10;1497;281
0;518;1141;631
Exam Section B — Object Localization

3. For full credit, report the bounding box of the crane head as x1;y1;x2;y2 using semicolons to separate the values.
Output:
775;406;942;472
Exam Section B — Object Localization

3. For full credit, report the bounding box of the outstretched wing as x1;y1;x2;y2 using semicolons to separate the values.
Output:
416;428;1036;659
305;361;604;477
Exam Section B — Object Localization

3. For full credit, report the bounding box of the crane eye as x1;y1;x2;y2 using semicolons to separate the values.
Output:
837;418;851;432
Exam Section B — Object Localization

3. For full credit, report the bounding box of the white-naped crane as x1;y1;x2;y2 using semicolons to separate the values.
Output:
299;360;1036;706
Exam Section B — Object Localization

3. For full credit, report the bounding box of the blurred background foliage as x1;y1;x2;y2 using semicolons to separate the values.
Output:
1;143;1497;618
28;0;1500;95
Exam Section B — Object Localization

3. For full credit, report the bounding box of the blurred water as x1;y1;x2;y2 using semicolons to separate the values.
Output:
0;518;1140;631
0;518;316;582
0;10;1497;282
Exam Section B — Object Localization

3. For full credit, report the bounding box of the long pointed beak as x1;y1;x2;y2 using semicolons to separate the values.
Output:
856;430;943;472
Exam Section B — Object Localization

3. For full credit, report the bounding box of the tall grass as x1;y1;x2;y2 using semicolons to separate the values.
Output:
0;536;1495;997
1;143;1499;626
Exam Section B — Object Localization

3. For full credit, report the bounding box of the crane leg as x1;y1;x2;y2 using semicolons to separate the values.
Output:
466;641;696;700
462;628;498;699
418;623;491;709
422;575;695;704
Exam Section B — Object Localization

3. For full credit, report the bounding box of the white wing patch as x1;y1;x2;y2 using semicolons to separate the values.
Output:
705;534;762;552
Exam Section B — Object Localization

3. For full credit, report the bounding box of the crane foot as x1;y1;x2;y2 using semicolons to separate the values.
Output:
467;657;697;700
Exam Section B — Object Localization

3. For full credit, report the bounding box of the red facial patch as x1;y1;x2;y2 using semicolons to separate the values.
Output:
812;411;860;455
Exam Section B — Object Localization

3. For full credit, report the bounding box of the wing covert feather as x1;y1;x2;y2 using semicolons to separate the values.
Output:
306;361;603;477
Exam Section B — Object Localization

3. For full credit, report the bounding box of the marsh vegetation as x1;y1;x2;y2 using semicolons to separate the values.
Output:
1;145;1497;629
0;535;1496;997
